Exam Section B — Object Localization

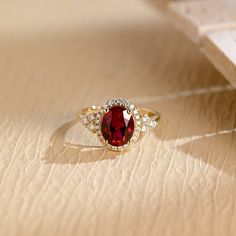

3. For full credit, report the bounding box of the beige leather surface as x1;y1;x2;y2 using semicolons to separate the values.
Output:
0;0;236;236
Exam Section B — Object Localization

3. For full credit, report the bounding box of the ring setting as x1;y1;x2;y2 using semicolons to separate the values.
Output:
79;98;160;152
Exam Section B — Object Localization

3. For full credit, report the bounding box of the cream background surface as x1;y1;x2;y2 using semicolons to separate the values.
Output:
0;0;236;236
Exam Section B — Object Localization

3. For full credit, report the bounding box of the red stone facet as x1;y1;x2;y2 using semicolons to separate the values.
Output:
101;106;134;146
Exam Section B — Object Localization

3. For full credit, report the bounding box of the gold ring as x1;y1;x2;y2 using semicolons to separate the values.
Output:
79;98;160;151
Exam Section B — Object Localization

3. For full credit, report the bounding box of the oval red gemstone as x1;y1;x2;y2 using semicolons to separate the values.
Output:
101;106;134;147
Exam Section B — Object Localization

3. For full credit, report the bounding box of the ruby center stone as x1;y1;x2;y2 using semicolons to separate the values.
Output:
101;106;134;147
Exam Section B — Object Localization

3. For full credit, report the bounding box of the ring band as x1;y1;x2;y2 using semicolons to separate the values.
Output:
79;98;160;151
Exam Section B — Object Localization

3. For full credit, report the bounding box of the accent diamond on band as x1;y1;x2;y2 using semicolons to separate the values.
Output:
79;98;160;151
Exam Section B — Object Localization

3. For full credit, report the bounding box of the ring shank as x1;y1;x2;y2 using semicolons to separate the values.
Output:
79;106;160;123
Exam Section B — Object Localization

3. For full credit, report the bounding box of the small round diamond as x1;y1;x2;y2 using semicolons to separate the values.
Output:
129;104;135;111
108;100;113;107
82;117;89;125
88;124;95;131
149;120;157;128
141;126;147;132
142;114;149;123
88;113;95;121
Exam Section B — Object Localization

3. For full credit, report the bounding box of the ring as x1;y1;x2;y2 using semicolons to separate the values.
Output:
79;98;160;151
